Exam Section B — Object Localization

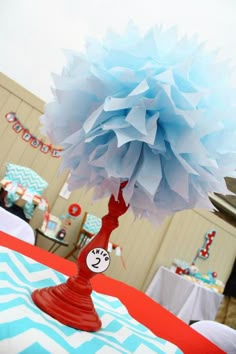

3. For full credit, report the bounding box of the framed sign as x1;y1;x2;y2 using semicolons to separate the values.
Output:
41;215;62;237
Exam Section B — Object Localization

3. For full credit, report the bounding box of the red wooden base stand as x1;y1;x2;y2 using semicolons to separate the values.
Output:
32;183;129;331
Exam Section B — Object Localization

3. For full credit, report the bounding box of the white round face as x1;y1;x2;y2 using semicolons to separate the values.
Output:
86;247;111;273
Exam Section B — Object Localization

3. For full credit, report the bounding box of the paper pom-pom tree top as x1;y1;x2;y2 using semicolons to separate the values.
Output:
32;24;236;330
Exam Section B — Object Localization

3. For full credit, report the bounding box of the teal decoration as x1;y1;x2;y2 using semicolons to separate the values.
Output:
4;163;48;219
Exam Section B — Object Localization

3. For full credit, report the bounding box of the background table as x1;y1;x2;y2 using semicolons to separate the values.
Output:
0;232;224;354
146;266;223;324
35;228;69;253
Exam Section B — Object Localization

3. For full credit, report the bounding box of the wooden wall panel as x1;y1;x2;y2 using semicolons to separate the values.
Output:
0;94;22;174
0;86;10;110
0;73;67;231
104;214;172;291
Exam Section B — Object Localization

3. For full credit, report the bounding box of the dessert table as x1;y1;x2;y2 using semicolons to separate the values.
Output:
0;231;224;354
146;266;223;324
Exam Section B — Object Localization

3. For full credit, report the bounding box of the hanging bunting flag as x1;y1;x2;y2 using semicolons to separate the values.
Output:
22;130;32;142
5;112;16;123
115;246;122;256
51;148;62;158
40;143;51;154
12;121;23;133
4;112;63;158
30;137;41;149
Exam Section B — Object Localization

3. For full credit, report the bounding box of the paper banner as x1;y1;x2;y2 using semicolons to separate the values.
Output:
30;137;41;149
12;121;23;133
5;112;16;123
51;148;62;158
22;130;32;142
4;112;63;158
40;143;51;154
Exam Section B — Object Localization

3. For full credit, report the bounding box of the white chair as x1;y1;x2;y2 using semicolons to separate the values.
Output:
0;207;35;244
191;320;236;354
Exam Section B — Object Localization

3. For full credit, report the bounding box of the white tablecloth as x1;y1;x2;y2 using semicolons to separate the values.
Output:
146;266;223;324
0;207;35;244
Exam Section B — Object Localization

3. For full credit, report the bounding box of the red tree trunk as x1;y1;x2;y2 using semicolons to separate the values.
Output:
31;183;129;331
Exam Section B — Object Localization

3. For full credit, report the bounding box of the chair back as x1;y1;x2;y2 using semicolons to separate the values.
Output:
82;212;102;235
76;212;102;250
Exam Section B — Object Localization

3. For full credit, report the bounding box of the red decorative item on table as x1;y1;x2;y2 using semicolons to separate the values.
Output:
32;182;129;331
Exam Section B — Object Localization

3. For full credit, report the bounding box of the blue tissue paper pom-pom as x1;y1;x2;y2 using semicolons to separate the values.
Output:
41;24;236;224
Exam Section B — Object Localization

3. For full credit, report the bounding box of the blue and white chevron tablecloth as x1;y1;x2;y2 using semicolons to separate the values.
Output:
0;246;183;354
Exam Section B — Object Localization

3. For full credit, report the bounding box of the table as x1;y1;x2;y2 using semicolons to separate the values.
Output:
0;231;224;354
35;228;69;253
146;266;223;324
